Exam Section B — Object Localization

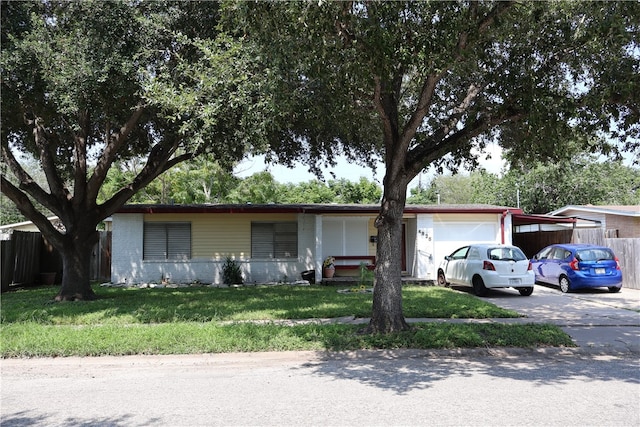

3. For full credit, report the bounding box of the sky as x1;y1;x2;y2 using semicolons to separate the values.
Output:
234;143;507;189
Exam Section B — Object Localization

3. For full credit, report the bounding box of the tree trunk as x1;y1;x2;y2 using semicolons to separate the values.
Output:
54;229;99;301
366;180;410;334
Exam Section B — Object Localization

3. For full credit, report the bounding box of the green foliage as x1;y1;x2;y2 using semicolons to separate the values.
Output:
1;285;574;357
1;322;573;357
358;263;374;287
408;157;640;213
99;157;242;205
500;157;640;213
0;285;517;325
99;162;383;205
408;170;499;205
0;194;25;225
222;257;243;285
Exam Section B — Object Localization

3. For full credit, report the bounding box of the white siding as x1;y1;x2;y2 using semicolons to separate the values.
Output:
413;215;434;279
112;213;315;285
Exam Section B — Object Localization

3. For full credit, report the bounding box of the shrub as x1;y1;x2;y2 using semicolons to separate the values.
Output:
222;257;243;285
358;262;374;287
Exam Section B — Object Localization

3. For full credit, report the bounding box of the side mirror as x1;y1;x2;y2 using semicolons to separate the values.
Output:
444;255;452;261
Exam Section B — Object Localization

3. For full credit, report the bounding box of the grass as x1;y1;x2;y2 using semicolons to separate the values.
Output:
0;284;575;357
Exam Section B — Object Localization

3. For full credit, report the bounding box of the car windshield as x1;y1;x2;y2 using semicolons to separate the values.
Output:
576;248;614;262
487;247;526;261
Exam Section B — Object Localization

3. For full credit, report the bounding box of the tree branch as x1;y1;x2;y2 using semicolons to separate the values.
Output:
400;74;441;151
99;153;192;220
86;105;146;202
373;76;395;155
1;140;60;214
406;107;524;177
30;116;68;202
72;109;89;210
0;175;62;245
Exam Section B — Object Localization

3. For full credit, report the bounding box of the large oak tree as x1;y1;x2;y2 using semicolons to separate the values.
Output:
1;1;269;300
230;1;639;333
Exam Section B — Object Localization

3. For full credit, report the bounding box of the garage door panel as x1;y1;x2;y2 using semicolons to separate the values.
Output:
433;221;498;267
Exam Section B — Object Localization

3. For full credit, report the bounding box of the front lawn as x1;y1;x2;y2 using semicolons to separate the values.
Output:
0;284;574;357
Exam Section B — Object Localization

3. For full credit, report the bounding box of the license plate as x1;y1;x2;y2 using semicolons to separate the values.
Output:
595;268;606;275
509;278;521;285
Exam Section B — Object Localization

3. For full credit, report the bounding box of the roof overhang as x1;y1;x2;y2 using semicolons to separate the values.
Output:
511;214;577;226
116;203;523;216
549;205;640;218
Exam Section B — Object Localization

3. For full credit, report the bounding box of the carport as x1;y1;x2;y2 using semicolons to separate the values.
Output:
512;214;579;257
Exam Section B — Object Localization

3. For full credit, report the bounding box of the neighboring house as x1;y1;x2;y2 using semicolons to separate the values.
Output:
0;216;113;240
0;216;63;240
548;205;640;238
111;203;526;285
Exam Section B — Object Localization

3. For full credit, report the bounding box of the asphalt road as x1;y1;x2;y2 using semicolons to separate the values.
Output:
1;350;639;427
2;284;639;427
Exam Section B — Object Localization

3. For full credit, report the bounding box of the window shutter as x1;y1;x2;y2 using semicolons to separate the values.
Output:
274;222;297;258
251;222;297;259
144;223;167;260
143;222;191;260
252;223;274;258
167;223;191;259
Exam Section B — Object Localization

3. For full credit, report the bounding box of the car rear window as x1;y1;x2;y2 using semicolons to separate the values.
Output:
576;248;615;262
487;247;527;261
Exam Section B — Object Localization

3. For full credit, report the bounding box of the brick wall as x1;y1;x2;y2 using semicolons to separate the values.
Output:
605;214;640;238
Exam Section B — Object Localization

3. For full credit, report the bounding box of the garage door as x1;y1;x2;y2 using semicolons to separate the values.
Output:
433;221;498;268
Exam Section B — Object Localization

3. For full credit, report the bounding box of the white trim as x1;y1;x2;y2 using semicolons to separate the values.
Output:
549;205;640;218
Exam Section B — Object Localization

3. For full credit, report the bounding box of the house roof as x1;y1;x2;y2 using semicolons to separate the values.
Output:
116;203;524;215
548;205;640;218
0;216;60;232
0;216;112;233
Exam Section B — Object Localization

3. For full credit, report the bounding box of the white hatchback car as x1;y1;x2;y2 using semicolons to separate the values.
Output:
437;244;535;296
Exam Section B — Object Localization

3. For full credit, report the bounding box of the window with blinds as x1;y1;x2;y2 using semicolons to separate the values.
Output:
143;222;191;260
251;222;297;258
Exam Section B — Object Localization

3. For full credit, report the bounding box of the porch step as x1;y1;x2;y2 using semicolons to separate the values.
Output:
321;277;435;286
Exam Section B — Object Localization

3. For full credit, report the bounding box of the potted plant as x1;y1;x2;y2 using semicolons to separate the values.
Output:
323;256;336;278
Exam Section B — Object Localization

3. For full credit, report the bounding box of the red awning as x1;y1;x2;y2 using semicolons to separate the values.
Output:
511;214;577;226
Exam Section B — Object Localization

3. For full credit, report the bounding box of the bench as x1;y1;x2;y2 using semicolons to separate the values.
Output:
333;255;376;273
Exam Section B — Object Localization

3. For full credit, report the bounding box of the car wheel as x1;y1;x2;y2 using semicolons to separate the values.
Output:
559;276;571;293
437;270;448;287
518;287;534;296
472;276;488;297
608;286;622;293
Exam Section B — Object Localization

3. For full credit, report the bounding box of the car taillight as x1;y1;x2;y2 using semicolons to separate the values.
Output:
615;256;621;270
569;258;579;271
528;261;532;271
483;261;495;271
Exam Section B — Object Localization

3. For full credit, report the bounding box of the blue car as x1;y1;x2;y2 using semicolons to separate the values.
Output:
530;244;622;293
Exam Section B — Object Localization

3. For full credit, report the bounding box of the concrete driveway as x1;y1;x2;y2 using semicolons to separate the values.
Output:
471;283;640;355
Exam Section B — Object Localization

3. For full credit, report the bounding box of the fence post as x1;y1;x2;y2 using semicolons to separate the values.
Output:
1;239;16;292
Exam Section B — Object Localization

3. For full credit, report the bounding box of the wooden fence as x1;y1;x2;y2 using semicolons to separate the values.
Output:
572;229;639;290
514;228;639;290
1;231;111;292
